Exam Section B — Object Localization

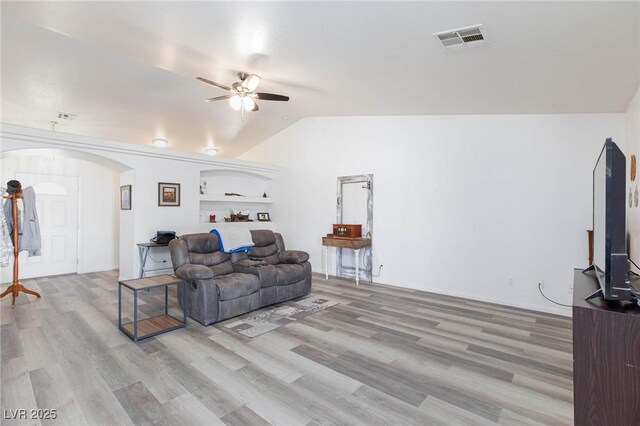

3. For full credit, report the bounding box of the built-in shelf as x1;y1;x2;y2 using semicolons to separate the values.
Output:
200;195;275;204
199;169;274;225
197;221;276;231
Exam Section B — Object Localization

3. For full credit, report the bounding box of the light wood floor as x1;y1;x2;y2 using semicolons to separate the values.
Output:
1;271;573;425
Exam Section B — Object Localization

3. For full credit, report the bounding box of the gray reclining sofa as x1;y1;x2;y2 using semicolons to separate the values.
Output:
169;230;311;325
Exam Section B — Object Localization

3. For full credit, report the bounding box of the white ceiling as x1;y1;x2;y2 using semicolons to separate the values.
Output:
2;1;638;157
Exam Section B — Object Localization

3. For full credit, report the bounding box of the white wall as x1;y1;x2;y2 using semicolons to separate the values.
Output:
0;153;119;281
1;124;277;280
241;114;625;315
626;87;640;273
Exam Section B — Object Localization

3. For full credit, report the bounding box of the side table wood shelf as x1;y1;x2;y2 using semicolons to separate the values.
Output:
118;274;187;342
322;237;372;285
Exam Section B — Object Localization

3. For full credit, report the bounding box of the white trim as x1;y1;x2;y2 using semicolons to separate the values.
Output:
77;265;119;274
0;123;277;176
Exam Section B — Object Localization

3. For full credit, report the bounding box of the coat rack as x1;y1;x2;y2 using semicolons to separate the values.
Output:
1;181;41;307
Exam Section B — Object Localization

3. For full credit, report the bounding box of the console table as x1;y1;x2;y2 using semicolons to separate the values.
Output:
572;269;640;425
322;237;371;285
136;242;172;278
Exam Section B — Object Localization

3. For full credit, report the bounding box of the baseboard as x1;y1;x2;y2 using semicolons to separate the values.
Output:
77;265;119;274
314;272;572;317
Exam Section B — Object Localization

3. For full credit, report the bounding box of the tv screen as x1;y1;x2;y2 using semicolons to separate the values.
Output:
589;138;629;301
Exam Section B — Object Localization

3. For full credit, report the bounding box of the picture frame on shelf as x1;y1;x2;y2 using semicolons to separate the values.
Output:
257;212;271;222
120;185;132;210
158;182;181;206
200;180;207;195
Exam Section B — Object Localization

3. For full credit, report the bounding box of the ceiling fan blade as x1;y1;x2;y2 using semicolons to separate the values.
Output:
197;77;231;92
205;95;232;102
255;93;289;102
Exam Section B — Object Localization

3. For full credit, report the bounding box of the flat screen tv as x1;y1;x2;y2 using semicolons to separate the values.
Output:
586;138;630;301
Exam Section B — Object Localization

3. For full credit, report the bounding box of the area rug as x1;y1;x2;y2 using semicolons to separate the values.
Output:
223;295;338;338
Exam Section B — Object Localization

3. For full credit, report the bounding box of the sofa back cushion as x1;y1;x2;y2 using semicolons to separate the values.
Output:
249;230;280;265
183;233;219;253
179;233;231;268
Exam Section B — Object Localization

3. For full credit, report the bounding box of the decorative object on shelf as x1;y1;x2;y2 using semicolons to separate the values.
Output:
332;224;362;239
635;185;638;208
158;182;180;207
224;192;245;197
631;155;636;181
225;209;251;222
257;212;271;222
630;187;634;208
263;192;267;198
120;185;132;210
200;180;207;195
209;214;216;223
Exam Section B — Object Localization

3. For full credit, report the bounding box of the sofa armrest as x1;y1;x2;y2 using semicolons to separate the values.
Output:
175;264;214;281
278;250;309;264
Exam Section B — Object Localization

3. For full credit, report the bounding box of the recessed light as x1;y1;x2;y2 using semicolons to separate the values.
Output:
205;148;219;156
153;138;168;147
281;115;289;120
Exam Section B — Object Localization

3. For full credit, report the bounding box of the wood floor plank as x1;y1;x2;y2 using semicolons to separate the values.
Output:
220;404;270;426
113;381;168;426
1;271;574;425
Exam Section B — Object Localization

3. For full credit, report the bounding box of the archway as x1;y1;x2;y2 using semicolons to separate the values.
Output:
1;148;133;282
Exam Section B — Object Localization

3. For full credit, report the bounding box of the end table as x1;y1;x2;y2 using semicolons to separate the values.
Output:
118;274;186;342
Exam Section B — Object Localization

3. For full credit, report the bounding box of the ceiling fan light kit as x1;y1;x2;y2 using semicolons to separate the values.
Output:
229;95;242;111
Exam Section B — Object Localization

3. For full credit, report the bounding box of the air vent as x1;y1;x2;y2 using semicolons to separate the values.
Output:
433;25;488;52
56;112;76;121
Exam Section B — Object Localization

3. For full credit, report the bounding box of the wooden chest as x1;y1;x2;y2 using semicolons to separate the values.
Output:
332;224;362;239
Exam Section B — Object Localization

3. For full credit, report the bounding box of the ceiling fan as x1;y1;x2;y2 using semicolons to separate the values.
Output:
197;73;289;113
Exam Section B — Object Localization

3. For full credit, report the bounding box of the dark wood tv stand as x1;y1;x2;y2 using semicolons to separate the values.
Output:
572;269;640;425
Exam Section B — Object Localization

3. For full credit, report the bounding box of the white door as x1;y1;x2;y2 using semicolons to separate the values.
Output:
6;173;79;280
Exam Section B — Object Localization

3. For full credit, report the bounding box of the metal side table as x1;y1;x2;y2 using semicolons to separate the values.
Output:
118;274;186;342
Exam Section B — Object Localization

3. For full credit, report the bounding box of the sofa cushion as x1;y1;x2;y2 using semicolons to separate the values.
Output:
215;273;261;300
249;244;278;258
189;250;230;267
250;230;276;246
210;260;234;277
182;233;220;253
275;264;306;286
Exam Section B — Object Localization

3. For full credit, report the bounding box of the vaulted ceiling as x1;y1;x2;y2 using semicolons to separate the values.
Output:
1;1;638;157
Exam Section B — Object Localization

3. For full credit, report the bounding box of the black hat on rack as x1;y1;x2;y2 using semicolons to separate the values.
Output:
6;180;21;194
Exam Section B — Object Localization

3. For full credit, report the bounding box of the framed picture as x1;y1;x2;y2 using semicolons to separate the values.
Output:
120;185;132;210
257;212;271;222
158;182;180;206
200;180;207;195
